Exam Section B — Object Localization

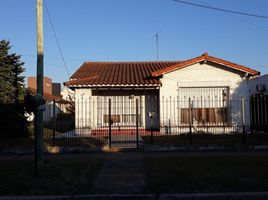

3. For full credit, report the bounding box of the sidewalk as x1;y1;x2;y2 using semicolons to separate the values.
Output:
93;153;145;194
0;151;268;198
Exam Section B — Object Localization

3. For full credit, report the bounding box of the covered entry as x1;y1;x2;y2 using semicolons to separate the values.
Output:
75;89;158;148
100;96;143;148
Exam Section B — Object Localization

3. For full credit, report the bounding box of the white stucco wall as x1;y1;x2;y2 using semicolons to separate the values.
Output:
74;88;93;129
159;62;250;128
74;88;152;130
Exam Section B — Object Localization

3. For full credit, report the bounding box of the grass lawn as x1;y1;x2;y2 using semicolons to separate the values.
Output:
0;137;107;149
0;128;108;149
144;154;268;194
142;133;268;145
0;158;102;195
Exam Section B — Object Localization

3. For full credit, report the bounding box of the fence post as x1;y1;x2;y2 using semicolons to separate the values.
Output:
52;100;56;141
249;95;253;133
222;98;226;133
108;98;112;148
188;97;192;144
241;97;246;144
265;95;267;131
136;98;139;149
150;118;153;144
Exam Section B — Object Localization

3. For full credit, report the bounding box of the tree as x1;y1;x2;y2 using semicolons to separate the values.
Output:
66;94;75;115
0;40;27;138
0;40;25;103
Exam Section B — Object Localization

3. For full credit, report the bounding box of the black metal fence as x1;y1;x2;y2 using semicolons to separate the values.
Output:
250;94;268;132
1;95;268;149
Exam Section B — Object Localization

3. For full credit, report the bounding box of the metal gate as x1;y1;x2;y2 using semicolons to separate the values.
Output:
107;98;142;148
75;95;144;148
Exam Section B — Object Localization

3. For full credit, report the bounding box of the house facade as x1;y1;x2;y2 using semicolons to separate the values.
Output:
26;87;71;122
64;53;259;134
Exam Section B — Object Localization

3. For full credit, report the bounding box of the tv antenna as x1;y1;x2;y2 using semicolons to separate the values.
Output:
154;31;161;60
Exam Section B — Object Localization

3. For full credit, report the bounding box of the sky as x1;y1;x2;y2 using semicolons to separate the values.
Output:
1;0;268;86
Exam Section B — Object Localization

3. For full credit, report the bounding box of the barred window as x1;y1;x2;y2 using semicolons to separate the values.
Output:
178;87;230;125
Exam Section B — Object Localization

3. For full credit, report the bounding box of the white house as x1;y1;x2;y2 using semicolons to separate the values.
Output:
248;74;268;95
26;89;71;122
64;53;259;134
61;86;75;102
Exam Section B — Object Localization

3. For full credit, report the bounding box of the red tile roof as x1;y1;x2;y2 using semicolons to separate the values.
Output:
65;53;260;87
65;61;180;87
151;53;260;77
28;88;69;103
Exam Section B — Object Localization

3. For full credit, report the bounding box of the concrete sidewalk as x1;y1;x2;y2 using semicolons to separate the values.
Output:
93;153;145;194
1;151;268;199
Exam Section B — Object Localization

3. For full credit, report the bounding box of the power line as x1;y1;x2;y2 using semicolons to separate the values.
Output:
173;0;268;20
188;1;268;32
223;10;268;32
44;0;70;77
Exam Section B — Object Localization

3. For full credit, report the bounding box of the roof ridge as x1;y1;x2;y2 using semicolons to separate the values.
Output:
206;54;259;74
151;52;260;77
84;60;181;64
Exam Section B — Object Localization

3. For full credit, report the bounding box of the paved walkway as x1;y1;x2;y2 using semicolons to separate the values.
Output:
93;153;145;194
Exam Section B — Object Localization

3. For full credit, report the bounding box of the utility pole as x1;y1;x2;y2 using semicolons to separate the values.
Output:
35;0;44;166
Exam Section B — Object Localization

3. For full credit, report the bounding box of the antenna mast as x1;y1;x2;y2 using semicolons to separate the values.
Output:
154;31;160;60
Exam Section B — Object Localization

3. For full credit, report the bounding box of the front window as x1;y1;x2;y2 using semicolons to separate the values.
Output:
178;87;230;125
97;96;143;127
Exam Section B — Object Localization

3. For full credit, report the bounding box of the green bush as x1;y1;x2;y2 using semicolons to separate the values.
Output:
44;112;75;133
0;103;28;139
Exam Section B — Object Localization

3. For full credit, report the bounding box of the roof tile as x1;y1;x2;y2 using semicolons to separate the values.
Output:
65;53;260;87
65;61;179;87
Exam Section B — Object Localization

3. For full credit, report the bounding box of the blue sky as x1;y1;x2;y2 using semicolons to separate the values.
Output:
1;0;268;85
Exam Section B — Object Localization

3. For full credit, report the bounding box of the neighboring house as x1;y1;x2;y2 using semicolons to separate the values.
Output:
28;76;53;95
248;74;268;95
64;53;259;133
27;77;71;122
248;74;268;131
27;88;70;122
61;86;75;102
52;83;61;96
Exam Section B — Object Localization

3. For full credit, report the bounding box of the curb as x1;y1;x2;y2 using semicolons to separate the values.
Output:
143;144;268;152
74;194;155;200
1;144;268;155
159;192;268;200
0;194;155;200
0;196;70;200
1;193;268;200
